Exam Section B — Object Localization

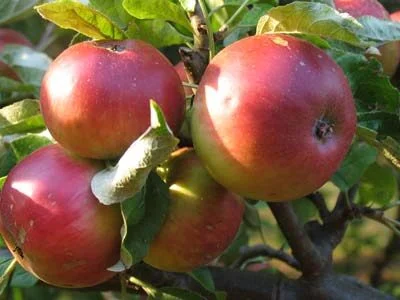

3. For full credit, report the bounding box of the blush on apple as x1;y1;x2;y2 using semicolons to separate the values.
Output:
0;144;122;288
40;40;186;159
191;34;356;201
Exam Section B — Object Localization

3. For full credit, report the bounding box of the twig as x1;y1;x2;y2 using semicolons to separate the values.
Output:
268;202;326;277
197;0;215;59
306;192;330;222
231;244;301;270
35;23;56;52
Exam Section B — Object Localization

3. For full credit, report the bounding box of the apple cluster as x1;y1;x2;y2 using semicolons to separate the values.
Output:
0;37;245;288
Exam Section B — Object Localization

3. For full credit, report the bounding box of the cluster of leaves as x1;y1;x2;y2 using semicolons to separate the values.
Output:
0;0;400;298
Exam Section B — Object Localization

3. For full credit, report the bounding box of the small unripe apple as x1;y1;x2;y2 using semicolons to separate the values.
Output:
0;28;32;52
144;148;244;272
174;61;194;97
191;34;356;201
334;0;400;76
0;144;122;288
40;40;185;159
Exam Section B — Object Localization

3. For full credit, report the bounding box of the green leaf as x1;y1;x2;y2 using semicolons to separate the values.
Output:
10;264;38;288
0;252;18;296
0;99;45;136
0;77;36;94
256;2;365;47
358;162;397;206
120;172;170;268
240;4;273;27
0;176;7;190
332;52;400;113
243;201;262;229
7;132;53;162
91;100;179;205
0;45;52;97
357;112;400;141
356;126;400;170
148;287;206;300
189;268;215;293
357;16;400;44
332;142;378;191
179;0;196;13
0;0;39;25
35;0;126;40
89;0;133;28
126;19;190;48
123;0;192;32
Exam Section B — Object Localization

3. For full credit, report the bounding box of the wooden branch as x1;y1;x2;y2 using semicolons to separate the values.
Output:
268;202;327;277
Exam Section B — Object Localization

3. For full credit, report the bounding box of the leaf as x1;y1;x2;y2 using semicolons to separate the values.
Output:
0;177;6;190
357;111;400;141
240;4;273;27
357;16;400;44
89;0;133;28
126;19;191;48
332;52;400;113
35;0;126;40
123;0;192;32
179;0;196;13
0;252;17;296
358;162;397;206
0;99;45;136
0;45;52;96
243;201;262;229
10;264;38;288
7;132;53;162
256;2;365;47
0;0;39;25
0;140;16;177
120;172;170;268
189;268;215;293
331;142;378;191
0;77;36;94
91;100;179;205
356;126;400;170
148;287;206;300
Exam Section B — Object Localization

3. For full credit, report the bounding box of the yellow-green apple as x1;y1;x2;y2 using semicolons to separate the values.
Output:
191;34;356;201
334;0;400;76
0;144;122;288
40;40;185;159
144;147;244;272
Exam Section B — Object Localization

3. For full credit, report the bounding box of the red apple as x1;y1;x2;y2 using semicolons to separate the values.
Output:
144;148;244;272
334;0;400;76
40;40;185;159
0;28;32;52
174;61;194;97
191;34;356;201
0;144;122;288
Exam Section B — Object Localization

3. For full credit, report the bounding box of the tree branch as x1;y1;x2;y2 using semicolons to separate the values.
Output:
268;202;327;277
230;244;301;270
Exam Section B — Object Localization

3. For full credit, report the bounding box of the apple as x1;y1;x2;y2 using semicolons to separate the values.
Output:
144;147;244;272
174;61;194;97
334;0;400;76
40;40;185;159
191;34;356;201
0;144;122;288
0;28;32;52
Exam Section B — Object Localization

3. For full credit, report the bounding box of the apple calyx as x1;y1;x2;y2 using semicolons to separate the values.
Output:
314;118;334;141
91;100;179;205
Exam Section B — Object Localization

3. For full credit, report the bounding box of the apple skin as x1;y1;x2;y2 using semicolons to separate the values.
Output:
334;0;400;76
0;28;32;52
0;144;123;288
174;61;194;97
191;34;356;201
144;148;244;272
40;40;185;159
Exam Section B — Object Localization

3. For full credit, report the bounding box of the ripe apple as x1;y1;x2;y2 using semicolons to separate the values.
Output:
40;40;185;159
0;28;32;52
334;0;400;76
191;34;356;201
0;144;122;288
174;61;194;97
144;148;244;272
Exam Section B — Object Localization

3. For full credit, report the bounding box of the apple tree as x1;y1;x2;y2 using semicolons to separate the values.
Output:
0;0;399;299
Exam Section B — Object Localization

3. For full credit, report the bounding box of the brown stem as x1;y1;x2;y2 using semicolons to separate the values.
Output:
268;202;327;277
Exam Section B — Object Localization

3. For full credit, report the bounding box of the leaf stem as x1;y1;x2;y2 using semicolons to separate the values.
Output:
182;82;199;89
219;0;251;32
0;258;17;283
198;0;216;59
